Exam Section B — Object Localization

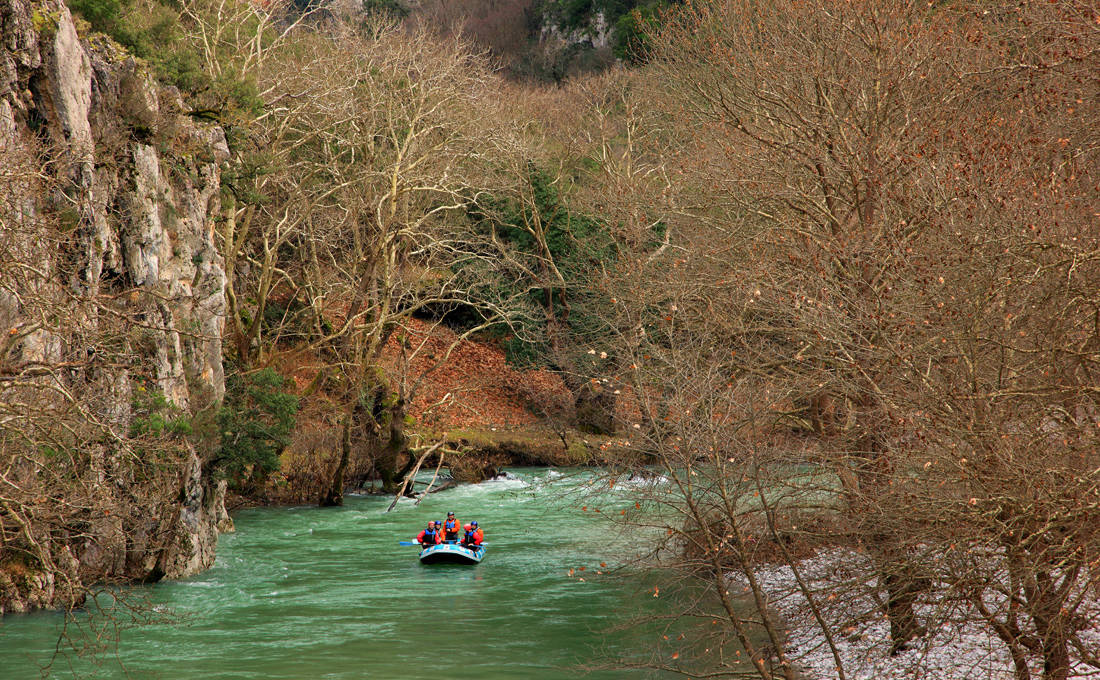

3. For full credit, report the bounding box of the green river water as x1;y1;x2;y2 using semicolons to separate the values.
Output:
0;468;678;679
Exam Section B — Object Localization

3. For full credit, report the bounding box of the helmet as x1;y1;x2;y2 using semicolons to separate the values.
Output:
447;511;455;517
471;521;477;527
426;522;434;529
434;520;442;526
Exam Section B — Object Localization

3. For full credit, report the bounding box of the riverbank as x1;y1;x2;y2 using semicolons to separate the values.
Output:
255;314;637;505
251;424;632;507
742;548;1100;680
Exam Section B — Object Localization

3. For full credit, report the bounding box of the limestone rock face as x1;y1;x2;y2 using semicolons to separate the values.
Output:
0;0;229;613
540;10;612;52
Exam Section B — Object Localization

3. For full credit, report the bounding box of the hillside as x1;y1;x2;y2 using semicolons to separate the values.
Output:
380;318;571;430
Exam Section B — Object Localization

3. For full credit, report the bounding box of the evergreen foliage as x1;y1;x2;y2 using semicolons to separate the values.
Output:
476;167;616;368
129;387;193;438
612;3;663;62
212;368;299;487
69;0;262;125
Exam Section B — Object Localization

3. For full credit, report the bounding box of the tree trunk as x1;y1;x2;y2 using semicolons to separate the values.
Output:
546;313;618;435
1040;636;1070;680
574;380;617;435
882;560;925;654
843;408;926;654
320;415;352;507
1032;568;1071;680
375;397;407;493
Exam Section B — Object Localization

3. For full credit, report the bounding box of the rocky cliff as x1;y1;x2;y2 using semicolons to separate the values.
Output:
0;0;230;613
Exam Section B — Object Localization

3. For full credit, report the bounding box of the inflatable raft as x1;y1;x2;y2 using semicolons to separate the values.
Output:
419;543;485;565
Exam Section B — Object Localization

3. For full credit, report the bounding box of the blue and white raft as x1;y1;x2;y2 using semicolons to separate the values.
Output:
418;543;485;565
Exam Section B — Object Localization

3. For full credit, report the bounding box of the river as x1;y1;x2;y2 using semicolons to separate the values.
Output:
0;468;678;679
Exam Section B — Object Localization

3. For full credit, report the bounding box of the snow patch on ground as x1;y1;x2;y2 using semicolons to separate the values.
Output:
737;549;1100;680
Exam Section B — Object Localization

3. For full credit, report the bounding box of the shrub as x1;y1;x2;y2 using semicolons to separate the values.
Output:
212;368;299;488
130;387;193;438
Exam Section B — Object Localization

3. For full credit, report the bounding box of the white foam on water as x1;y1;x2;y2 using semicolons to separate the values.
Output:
483;476;529;490
613;473;668;489
446;477;530;500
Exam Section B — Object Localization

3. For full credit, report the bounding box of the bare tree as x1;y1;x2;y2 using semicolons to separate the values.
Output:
238;20;537;500
570;0;1099;678
168;0;329;366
